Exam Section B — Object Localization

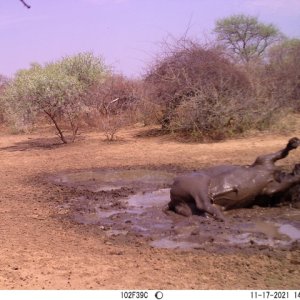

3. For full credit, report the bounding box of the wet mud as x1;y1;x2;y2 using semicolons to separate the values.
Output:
49;168;300;253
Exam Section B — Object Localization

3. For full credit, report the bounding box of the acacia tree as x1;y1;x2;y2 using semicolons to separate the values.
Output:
214;14;281;63
3;53;108;143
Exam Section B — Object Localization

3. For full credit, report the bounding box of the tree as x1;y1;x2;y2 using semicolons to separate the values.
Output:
214;14;281;63
86;74;137;116
3;53;108;143
84;74;139;140
267;39;300;110
60;52;107;87
0;75;9;124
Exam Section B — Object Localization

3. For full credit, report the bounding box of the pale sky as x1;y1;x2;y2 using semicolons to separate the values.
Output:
1;0;300;78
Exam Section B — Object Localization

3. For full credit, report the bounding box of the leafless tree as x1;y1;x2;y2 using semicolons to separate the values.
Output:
86;75;137;117
84;75;139;140
145;40;252;131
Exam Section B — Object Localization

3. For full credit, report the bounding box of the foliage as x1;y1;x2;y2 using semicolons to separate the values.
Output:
0;75;9;124
85;74;137;116
84;74;140;140
1;14;298;142
214;14;281;63
2;53;108;143
61;52;108;87
144;39;286;140
144;41;262;138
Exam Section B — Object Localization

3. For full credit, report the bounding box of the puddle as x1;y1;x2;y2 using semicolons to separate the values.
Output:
95;209;120;219
51;168;300;252
150;238;200;250
225;221;300;247
127;189;170;208
249;221;300;241
227;233;252;244
51;169;174;192
106;229;128;237
279;224;300;240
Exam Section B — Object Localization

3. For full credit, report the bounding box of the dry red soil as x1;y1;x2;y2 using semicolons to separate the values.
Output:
0;126;299;289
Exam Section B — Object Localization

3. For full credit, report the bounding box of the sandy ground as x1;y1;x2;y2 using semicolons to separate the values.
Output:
0;125;299;289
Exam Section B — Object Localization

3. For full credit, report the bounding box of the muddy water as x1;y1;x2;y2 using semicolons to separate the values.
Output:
51;169;174;192
51;169;300;251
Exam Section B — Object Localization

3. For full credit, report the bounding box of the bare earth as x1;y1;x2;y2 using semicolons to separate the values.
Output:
0;126;299;290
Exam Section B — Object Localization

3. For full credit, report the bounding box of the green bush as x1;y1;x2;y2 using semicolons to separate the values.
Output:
2;53;108;143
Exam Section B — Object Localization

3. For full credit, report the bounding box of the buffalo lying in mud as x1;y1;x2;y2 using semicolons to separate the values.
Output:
167;137;300;221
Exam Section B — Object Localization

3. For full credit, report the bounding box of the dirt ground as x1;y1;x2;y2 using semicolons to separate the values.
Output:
0;125;299;290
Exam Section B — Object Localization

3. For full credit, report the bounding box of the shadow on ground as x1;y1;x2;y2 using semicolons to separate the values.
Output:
0;136;77;152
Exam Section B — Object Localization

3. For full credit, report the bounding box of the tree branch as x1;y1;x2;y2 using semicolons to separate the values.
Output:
19;0;31;9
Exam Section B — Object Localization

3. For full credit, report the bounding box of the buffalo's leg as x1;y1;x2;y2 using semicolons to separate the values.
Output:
174;202;193;217
168;175;225;220
168;187;224;220
167;192;194;216
192;190;225;221
253;137;300;167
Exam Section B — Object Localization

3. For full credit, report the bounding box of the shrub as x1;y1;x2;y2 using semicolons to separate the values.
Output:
266;39;300;111
2;53;108;143
84;74;140;140
144;41;274;139
0;75;9;125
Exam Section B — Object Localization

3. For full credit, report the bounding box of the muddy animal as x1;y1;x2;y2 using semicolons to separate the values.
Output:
167;137;300;221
